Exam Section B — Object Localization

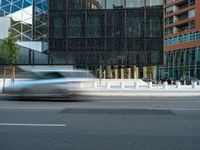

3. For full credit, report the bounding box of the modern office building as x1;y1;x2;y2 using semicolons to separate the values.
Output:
49;0;163;78
158;0;200;80
0;0;49;64
0;0;48;41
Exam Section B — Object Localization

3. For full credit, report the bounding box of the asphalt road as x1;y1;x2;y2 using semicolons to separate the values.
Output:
0;96;200;150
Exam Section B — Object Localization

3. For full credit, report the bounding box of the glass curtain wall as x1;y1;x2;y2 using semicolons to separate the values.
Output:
157;47;200;80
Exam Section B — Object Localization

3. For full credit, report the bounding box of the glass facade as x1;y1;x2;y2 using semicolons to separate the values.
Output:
165;31;200;46
49;0;163;65
157;47;200;80
0;39;48;65
0;0;48;41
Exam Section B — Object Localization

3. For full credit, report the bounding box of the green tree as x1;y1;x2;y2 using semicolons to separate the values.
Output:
0;31;19;85
146;66;154;79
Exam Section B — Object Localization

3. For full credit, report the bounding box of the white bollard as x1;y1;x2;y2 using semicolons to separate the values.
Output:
80;82;84;89
163;81;168;89
93;81;98;89
192;81;197;89
106;82;111;89
148;82;152;89
134;82;139;89
120;82;125;89
176;81;181;89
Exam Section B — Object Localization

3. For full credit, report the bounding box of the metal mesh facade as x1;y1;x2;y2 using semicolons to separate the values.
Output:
48;0;163;66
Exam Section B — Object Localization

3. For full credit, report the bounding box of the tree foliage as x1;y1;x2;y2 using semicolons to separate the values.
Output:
146;66;154;79
0;32;19;65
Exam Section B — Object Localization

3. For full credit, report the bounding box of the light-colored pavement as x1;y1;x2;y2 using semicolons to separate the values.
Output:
1;78;200;97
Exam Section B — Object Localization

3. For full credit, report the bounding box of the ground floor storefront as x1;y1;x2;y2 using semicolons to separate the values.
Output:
157;46;200;80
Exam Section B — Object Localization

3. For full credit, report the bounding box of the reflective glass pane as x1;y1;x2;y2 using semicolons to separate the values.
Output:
107;10;123;37
106;0;125;9
53;16;65;38
126;0;144;8
127;10;144;37
87;12;104;37
146;0;163;6
67;12;84;37
67;0;85;9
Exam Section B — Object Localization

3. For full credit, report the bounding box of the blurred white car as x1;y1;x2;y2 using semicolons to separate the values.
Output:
4;68;95;100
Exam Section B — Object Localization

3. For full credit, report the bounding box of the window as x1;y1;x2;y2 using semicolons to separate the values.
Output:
106;0;125;9
166;6;174;14
188;9;195;18
183;34;188;42
146;0;163;6
188;0;195;6
50;0;66;10
67;13;84;37
165;16;174;25
107;11;123;37
178;35;183;43
188;21;195;29
53;16;65;38
165;27;173;35
87;13;104;37
67;0;85;9
126;0;144;8
165;0;174;4
127;10;144;37
196;32;200;40
87;0;105;9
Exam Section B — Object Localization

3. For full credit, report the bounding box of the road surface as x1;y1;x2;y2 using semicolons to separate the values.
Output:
0;96;200;150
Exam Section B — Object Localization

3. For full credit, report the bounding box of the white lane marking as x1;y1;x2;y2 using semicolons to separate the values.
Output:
0;107;63;110
146;108;200;111
0;123;66;127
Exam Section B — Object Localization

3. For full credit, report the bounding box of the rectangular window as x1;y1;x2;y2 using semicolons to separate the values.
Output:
126;0;144;8
188;9;195;18
146;0;163;6
178;35;183;43
165;0;174;4
107;10;124;37
87;12;104;38
183;34;187;42
165;16;174;24
53;16;65;38
196;32;200;40
165;27;173;35
106;0;125;9
67;0;85;9
188;21;195;29
67;12;84;37
127;10;144;37
166;6;174;14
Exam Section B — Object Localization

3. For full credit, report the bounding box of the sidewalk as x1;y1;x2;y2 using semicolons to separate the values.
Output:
77;84;200;98
1;78;200;98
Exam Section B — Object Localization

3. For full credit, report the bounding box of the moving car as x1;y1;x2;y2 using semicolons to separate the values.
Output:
4;68;95;100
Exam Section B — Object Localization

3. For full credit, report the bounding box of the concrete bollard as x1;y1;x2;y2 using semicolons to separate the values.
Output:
93;81;98;89
120;82;125;89
192;81;197;89
80;82;84;89
176;81;181;88
163;81;168;89
148;82;152;89
106;82;111;89
134;82;139;89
